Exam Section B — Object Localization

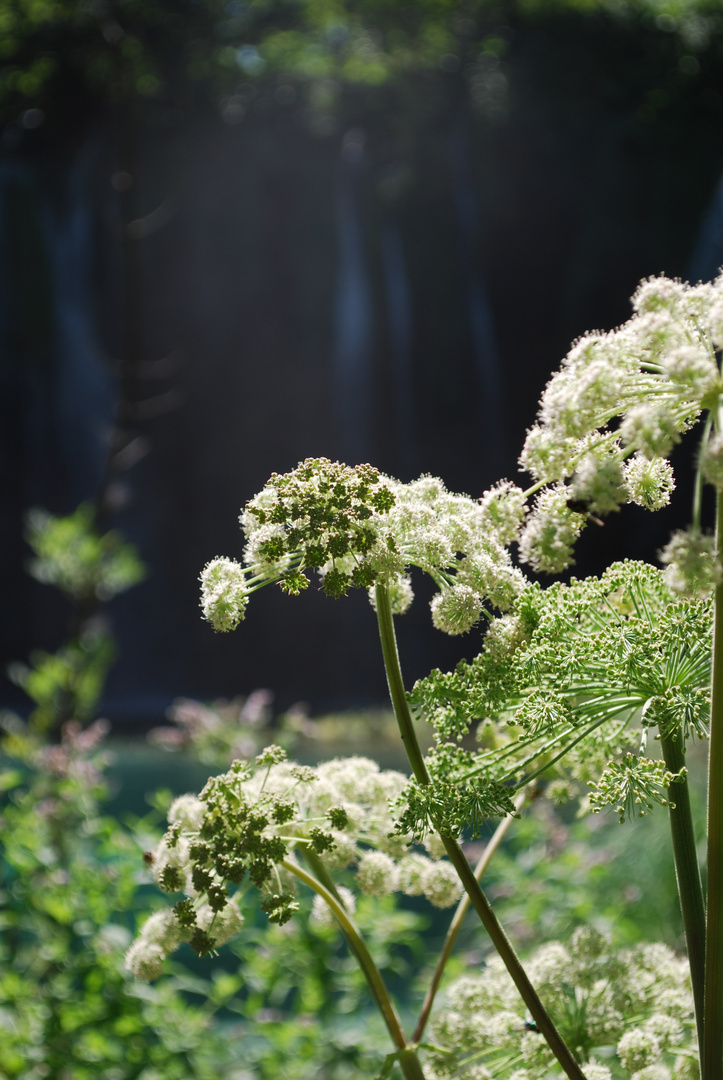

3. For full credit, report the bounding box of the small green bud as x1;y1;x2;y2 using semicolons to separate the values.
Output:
190;927;216;957
326;806;349;830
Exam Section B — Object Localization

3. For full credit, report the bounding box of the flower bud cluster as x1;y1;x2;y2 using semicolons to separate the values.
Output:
243;458;395;597
126;751;467;980
411;560;712;814
588;754;683;824
427;928;695;1080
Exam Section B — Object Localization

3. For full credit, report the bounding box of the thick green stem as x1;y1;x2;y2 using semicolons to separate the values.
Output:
693;413;713;531
704;488;723;1080
413;789;527;1044
374;583;586;1080
282;857;426;1080
438;835;587;1080
660;728;705;1050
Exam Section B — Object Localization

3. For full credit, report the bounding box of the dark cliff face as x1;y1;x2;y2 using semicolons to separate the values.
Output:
3;9;723;727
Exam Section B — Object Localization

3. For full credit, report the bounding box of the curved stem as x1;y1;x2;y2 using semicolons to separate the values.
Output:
660;728;705;1051
301;847;346;902
438;834;586;1080
413;789;527;1044
375;583;430;784
282;857;426;1080
704;485;723;1080
374;583;585;1080
693;412;713;531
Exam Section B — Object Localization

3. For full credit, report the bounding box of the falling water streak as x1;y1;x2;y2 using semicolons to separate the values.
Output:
332;129;373;465
450;128;504;471
380;221;415;477
46;146;113;506
0;160;54;511
0;165;13;354
689;172;723;284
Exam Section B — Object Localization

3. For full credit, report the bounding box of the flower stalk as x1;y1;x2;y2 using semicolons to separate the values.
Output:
704;485;723;1080
659;727;705;1049
374;582;586;1080
412;788;527;1044
283;856;426;1080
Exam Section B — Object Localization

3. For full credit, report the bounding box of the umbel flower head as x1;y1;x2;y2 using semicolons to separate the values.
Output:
427;928;696;1080
516;273;723;579
200;458;529;637
126;749;464;981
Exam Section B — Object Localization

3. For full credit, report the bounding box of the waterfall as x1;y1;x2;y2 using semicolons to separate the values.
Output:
450;128;504;473
689;173;723;284
380;220;414;476
332;128;373;464
47;147;113;506
0;152;110;513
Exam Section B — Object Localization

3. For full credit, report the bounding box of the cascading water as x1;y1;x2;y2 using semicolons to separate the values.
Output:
332;128;373;464
688;172;723;284
450;127;504;474
0;148;111;512
47;146;113;507
380;219;414;477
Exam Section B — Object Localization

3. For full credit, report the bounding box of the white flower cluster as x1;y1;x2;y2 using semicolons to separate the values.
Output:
624;456;676;512
517;274;723;576
659;528;721;598
247;756;462;907
126;757;464;981
203;459;530;638
199;556;249;631
428;927;696;1080
372;476;529;631
126;897;245;981
517;486;585;575
701;431;723;490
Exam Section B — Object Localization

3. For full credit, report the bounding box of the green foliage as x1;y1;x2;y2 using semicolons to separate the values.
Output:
487;794;690;947
26;504;145;602
0;712;445;1080
9;502;146;739
0;734;230;1079
7;627;115;736
409;560;712;835
217;894;430;1080
1;0;721;126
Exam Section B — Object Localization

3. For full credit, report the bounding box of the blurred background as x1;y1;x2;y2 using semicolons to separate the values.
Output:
3;0;723;729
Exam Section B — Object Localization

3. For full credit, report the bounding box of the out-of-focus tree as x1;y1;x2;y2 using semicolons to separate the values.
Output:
1;0;722;130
